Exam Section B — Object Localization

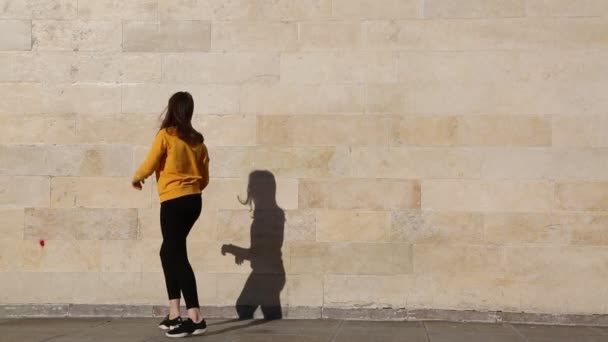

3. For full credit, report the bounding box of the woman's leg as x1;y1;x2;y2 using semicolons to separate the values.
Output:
160;200;183;318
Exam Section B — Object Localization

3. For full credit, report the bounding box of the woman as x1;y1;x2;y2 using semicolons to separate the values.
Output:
132;91;210;338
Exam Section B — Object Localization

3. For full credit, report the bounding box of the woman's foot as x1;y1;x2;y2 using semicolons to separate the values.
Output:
165;318;207;338
158;315;182;330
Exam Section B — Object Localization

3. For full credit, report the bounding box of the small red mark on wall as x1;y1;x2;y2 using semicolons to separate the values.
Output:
39;239;45;247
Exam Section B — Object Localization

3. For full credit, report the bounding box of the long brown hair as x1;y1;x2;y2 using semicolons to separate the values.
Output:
160;91;204;144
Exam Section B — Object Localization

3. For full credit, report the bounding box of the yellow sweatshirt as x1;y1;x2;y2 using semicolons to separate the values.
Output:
133;128;210;203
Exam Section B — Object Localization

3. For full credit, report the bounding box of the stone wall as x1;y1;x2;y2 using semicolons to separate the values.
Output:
1;0;607;318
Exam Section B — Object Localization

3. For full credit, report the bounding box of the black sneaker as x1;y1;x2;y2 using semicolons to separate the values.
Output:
158;315;182;330
166;318;207;338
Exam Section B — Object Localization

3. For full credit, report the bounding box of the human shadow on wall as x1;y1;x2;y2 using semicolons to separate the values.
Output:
221;170;286;321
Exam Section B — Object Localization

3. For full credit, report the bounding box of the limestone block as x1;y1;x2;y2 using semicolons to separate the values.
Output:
205;147;254;179
299;179;420;210
78;0;158;20
0;272;52;304
194;115;256;147
121;53;162;82
317;210;390;242
286;274;323;306
324;275;411;307
50;177;151;208
289;242;329;274
281;52;397;83
552;149;608;181
257;115;389;146
0;20;31;50
203;178;298;210
391;211;483;244
34;240;102;272
140;239;162;272
480;148;553;180
556;213;608;246
137;208;160;240
122;84;239;115
298;21;361;51
555;182;608;212
162;53;279;83
252;147;349;178
0;114;77;144
431;274;520;312
0;0;76;19
332;0;421;19
0;208;24;239
413;244;504;275
553;115;608;148
483;213;559;245
351;147;481;179
100;240;144;272
457;116;551;147
425;0;525;18
391;116;458;146
32;20;121;51
526;0;608;17
211;21;297;52
217;209;315;243
77;115;158;145
241;84;362;114
422;180;554;212
123;20;211;52
24;208;138;240
0;176;50;208
327;242;413;275
0;144;133;177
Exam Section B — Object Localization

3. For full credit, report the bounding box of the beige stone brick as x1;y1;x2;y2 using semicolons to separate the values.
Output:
0;20;31;50
78;0;158;20
526;0;608;17
216;209;253;243
556;213;608;246
431;274;520;312
552;149;608;181
159;0;331;20
0;176;50;208
327;242;413;275
70;52;121;82
281;52;397;83
211;21;297;52
140;239;162;272
317;210;390;242
413;244;504;275
298;21;361;51
555;182;608;212
457;116;551;147
391;211;483;244
553;115;608;148
0;145;132;177
24;208;138;240
77;115;159;145
241;84;363;114
135;272;168;304
0;208;24;240
218;209;315;243
483;213;559;245
422;180;554;212
289;242;329;274
425;0;525;18
391;116;458;146
351;147;481;179
0;0;77;19
137;207;160;240
32;20;121;51
162;53;279;83
257;115;389;147
299;179;420;210
186;241;250;274
0;52;74;82
206;147;254;179
324;275;411;307
333;0;421;19
0;272;53;304
481;148;554;180
100;240;144;272
36;240;102;272
47;83;122;114
365;18;608;51
0;114;76;144
50;177;152;208
252;147;349;178
194;115;256;147
121;53;162;82
122;84;239;115
123;20;211;52
286;274;323;306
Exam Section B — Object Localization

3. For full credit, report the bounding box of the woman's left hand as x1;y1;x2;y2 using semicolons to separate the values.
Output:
132;179;144;190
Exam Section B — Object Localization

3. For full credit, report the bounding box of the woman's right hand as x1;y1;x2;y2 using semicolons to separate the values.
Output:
131;179;145;190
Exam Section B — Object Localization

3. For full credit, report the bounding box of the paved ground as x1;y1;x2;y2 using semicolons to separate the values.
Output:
0;318;607;342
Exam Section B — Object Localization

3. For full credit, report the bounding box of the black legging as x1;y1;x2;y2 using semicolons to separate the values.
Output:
160;194;201;309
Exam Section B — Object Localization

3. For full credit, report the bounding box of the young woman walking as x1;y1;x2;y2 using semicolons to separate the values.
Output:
132;91;210;338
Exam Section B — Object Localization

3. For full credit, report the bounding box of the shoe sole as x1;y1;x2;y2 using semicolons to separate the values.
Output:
165;328;207;338
158;325;180;330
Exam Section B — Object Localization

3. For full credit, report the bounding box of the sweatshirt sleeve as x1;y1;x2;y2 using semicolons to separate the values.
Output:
199;143;210;191
133;130;167;182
